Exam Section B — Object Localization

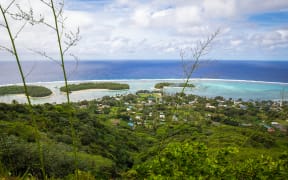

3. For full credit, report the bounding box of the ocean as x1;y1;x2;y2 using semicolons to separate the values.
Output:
1;60;288;84
0;60;288;103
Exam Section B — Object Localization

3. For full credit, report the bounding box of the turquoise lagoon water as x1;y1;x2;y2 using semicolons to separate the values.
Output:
166;79;288;101
0;79;287;104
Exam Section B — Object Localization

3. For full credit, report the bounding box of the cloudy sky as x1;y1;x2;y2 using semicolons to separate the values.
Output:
1;0;288;61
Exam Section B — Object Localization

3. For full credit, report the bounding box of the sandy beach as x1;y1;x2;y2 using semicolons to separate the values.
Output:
0;79;287;104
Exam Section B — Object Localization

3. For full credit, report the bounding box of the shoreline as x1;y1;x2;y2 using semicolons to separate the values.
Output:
61;89;110;94
0;78;287;104
1;78;288;87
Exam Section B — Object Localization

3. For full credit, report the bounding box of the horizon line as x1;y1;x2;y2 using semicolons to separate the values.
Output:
0;59;288;62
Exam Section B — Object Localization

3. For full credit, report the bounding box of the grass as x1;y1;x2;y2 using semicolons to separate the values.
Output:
60;82;130;92
155;82;195;89
75;152;114;169
0;85;52;97
138;93;162;98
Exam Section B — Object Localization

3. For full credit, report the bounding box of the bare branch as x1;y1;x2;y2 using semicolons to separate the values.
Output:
14;21;27;40
40;18;56;30
53;1;66;39
56;0;64;18
0;23;6;28
67;53;79;79
29;48;61;65
63;27;81;55
24;61;37;78
41;19;56;30
9;4;32;21
180;49;189;77
59;16;67;38
0;44;14;54
40;0;52;8
7;4;56;30
180;29;220;93
4;0;16;13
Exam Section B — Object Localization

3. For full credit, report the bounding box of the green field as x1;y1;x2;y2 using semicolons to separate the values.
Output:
60;82;130;92
0;85;52;97
154;82;195;89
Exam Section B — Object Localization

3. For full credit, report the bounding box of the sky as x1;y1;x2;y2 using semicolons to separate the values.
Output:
1;0;288;61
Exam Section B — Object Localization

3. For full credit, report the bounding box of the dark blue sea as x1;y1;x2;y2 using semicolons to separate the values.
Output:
0;60;287;85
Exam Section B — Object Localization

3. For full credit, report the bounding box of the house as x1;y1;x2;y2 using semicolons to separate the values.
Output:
149;112;153;117
159;112;165;119
271;122;287;132
172;115;178;121
239;104;247;110
127;122;134;130
217;100;225;103
263;124;275;133
267;127;275;133
206;103;216;109
218;103;227;108
233;101;241;105
189;101;196;105
147;96;155;104
126;106;132;111
271;122;279;126
79;105;87;109
157;97;163;103
205;114;211;121
272;99;283;107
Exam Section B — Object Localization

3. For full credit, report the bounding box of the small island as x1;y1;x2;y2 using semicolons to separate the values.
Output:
154;82;195;89
0;85;52;97
60;82;130;92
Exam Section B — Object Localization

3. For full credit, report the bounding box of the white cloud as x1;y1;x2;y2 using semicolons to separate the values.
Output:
237;0;288;14
0;0;288;61
132;6;151;27
250;29;288;49
203;0;236;18
230;39;243;46
175;6;202;25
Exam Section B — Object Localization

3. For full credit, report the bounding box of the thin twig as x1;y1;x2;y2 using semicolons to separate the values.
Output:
14;21;27;40
40;0;52;8
0;23;6;28
67;53;79;79
4;0;16;13
63;28;81;55
8;4;52;29
180;29;220;94
24;61;37;78
28;48;61;65
56;0;64;18
0;45;14;54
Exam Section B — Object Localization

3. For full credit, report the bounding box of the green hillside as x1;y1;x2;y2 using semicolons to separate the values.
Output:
0;93;287;179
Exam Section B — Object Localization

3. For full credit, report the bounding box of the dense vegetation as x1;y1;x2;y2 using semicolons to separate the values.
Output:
0;85;52;97
60;82;130;92
0;92;287;179
155;82;195;89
